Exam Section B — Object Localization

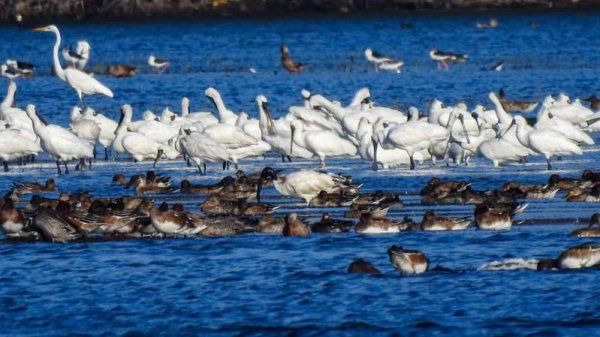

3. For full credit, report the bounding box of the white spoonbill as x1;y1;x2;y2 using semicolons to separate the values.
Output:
535;104;594;145
0;128;42;172
290;119;357;168
70;107;100;146
256;167;361;203
513;116;582;170
179;129;230;175
256;95;313;161
121;132;177;165
81;107;118;160
357;116;428;170
373;114;452;170
33;25;112;107
112;104;135;157
26;104;93;174
180;97;218;127
205;87;238;124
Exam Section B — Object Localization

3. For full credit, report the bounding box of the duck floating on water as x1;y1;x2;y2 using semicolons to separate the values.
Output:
537;244;600;270
347;259;381;275
387;245;429;275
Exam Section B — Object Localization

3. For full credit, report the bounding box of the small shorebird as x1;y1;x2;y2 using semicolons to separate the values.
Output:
280;45;305;74
387;245;429;275
1;64;23;80
429;49;468;70
148;55;170;73
5;59;35;76
364;49;404;73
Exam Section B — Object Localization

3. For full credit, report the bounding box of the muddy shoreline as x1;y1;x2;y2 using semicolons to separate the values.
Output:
2;0;599;24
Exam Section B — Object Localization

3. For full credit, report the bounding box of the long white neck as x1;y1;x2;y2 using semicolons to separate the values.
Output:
515;123;530;147
209;93;236;123
311;95;347;122
115;112;132;135
1;82;16;108
489;93;512;125
181;99;189;116
51;28;66;81
350;89;369;107
536;105;550;124
292;124;306;148
26;110;46;137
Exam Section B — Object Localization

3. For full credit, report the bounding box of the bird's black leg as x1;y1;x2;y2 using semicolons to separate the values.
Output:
64;160;69;174
547;158;552;170
197;165;203;175
203;163;207;175
287;156;292;162
2;160;9;172
281;154;285;163
104;148;109;161
410;156;415;170
56;159;62;175
222;161;227;170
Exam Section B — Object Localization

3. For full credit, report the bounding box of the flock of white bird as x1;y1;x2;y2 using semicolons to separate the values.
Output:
0;25;599;174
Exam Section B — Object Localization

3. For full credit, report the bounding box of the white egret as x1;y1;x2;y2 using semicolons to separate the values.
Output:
33;25;113;107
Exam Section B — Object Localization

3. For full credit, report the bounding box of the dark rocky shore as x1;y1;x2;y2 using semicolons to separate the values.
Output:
1;0;599;23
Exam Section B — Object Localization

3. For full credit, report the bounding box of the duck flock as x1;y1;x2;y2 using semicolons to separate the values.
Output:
1;165;600;273
1;25;600;276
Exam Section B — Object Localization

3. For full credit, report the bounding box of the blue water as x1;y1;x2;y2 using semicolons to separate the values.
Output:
1;12;600;336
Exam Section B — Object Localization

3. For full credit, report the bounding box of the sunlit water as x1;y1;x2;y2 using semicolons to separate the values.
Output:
1;12;600;336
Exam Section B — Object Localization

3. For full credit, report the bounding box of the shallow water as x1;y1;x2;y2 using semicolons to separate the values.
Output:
1;12;600;336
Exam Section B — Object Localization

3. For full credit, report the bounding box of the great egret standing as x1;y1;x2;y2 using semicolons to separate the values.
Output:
32;25;112;107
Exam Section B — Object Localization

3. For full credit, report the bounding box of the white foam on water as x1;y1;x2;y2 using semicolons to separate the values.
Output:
477;258;539;271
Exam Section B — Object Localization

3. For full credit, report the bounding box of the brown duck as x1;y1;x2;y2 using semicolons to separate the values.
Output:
283;213;310;237
281;45;305;74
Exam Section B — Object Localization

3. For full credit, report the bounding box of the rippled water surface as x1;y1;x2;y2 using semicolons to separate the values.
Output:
1;11;600;336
